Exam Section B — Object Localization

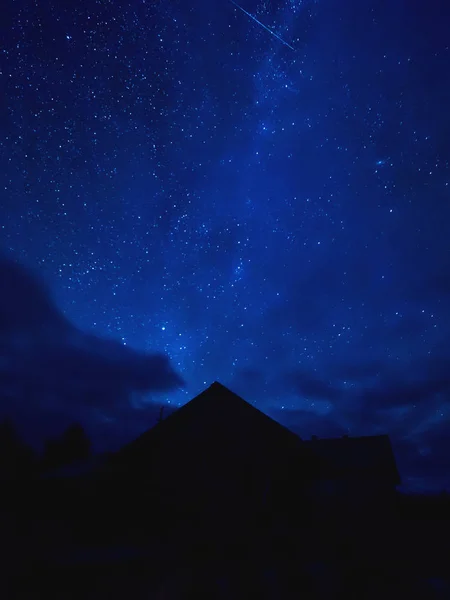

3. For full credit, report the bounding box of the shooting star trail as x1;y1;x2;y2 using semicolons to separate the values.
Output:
229;0;295;51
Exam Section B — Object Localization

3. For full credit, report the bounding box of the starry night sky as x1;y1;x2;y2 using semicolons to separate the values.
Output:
1;0;449;491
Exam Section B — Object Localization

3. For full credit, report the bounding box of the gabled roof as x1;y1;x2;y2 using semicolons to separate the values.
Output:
304;434;401;485
110;382;400;486
113;381;320;472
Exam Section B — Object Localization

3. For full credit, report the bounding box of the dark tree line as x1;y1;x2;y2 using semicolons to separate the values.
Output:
0;420;36;476
0;419;91;476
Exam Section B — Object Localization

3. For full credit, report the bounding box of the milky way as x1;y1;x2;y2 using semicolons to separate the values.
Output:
1;0;449;491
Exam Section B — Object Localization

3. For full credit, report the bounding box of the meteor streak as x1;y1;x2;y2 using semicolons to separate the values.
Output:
229;0;295;51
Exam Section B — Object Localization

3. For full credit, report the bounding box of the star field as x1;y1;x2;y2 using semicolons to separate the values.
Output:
1;0;450;491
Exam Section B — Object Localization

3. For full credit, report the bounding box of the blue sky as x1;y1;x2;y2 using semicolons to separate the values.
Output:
1;0;449;491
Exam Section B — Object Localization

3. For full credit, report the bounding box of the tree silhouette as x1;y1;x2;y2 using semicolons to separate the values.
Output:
62;423;91;463
0;419;35;476
42;423;91;471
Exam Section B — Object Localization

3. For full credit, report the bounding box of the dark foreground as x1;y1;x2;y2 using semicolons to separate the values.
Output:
1;477;450;599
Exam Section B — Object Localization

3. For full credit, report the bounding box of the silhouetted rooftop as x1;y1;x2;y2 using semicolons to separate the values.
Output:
111;382;400;486
113;381;324;475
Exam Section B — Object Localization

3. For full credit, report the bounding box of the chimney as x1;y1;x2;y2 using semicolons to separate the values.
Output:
158;406;165;423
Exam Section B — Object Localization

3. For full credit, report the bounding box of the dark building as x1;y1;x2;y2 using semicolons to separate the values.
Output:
8;382;420;599
305;433;400;512
97;383;401;565
110;382;400;499
105;382;326;555
97;381;405;597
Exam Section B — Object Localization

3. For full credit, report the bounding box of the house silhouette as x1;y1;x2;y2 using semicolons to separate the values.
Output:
30;382;400;551
103;382;400;547
12;382;439;600
95;381;402;589
113;380;325;477
112;381;400;492
109;381;325;533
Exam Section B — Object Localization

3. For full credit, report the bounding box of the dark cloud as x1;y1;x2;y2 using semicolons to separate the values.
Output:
332;361;383;382
359;381;445;413
357;357;450;413
0;255;183;442
412;258;450;302
284;368;342;401
232;367;267;390
0;255;68;333
392;421;450;492
420;356;450;380
265;359;450;489
25;333;183;402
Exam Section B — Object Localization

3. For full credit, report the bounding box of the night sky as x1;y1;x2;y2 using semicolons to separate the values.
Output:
1;0;449;492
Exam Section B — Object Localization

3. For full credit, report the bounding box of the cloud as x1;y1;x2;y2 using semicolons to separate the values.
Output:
357;356;450;414
0;254;183;441
26;332;183;402
230;367;269;397
262;359;450;490
0;255;68;333
392;421;450;492
362;379;450;412
332;361;383;382
285;368;342;401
